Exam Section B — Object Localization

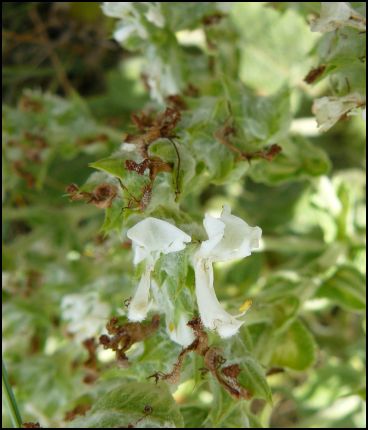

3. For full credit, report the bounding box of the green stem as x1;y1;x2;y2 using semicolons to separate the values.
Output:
2;358;22;428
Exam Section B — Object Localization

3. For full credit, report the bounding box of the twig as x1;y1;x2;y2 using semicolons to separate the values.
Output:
117;178;140;204
168;138;181;200
29;7;74;96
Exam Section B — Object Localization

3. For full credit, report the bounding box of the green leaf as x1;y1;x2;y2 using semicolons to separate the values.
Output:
162;2;219;32
271;319;316;371
248;137;331;185
270;296;301;331
316;265;366;311
205;379;250;428
240;87;291;145
238;356;272;402
232;3;319;93
67;381;184;428
89;157;126;179
181;406;208;428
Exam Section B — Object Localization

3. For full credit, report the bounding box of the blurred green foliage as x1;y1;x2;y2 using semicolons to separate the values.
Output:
2;2;366;428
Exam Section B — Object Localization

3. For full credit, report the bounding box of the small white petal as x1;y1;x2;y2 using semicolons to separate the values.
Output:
121;142;137;152
102;2;133;18
167;314;195;347
127;217;191;259
131;243;149;265
128;265;152;322
151;280;194;346
113;23;136;43
145;4;165;28
61;292;109;340
200;214;225;256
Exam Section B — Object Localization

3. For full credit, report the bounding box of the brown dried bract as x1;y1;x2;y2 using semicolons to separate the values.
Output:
64;404;91;422
150;317;252;400
131;111;155;132
125;157;172;181
13;161;36;188
23;132;48;149
120;106;182;207
215;123;282;163
22;423;41;429
202;12;226;26
304;65;326;84
166;94;187;111
122;155;172;210
77;133;109;146
125;107;181;157
247;143;282;161
66;183;118;209
90;183;118;208
139;183;153;211
184;83;200;98
66;183;93;202
19;96;43;112
83;337;98;370
99;315;160;367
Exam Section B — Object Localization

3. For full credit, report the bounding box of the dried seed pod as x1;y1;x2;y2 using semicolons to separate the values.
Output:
89;183;118;209
304;65;326;84
99;315;160;366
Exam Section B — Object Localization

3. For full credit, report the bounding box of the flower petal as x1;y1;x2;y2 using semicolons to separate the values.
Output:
194;258;245;338
128;265;152;322
127;217;191;262
151;280;194;346
200;214;225;256
168;314;195;347
127;218;191;323
199;207;262;262
194;207;261;338
102;2;132;18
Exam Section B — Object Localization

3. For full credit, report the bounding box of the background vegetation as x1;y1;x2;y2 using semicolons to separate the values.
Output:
2;2;366;428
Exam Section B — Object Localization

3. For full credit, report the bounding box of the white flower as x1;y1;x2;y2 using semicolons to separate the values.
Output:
113;23;137;43
167;313;194;346
121;142;137;152
102;2;133;18
102;2;148;43
311;2;366;33
146;57;181;103
313;93;366;132
151;280;194;347
127;217;191;321
61;292;109;341
194;206;261;338
145;3;165;28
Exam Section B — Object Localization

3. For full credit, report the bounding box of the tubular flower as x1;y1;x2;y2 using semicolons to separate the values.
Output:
194;206;262;338
167;313;195;346
151;280;194;347
127;217;191;321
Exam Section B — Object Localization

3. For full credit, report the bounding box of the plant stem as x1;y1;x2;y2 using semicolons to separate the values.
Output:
2;358;22;428
168;138;181;200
